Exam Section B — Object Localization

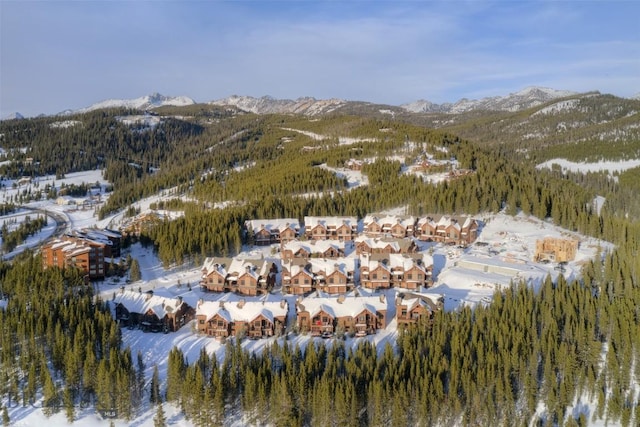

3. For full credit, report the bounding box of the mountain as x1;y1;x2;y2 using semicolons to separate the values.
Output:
1;112;24;121
208;87;580;116
401;87;578;113
209;95;347;116
73;92;196;114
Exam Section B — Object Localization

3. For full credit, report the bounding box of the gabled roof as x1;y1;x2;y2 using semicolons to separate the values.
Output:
202;257;269;279
246;218;300;234
196;300;287;323
114;290;189;319
282;239;346;255
304;216;358;229
363;214;416;229
297;295;388;320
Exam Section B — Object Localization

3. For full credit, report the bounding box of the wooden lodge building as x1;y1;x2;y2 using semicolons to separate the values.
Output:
295;293;388;337
281;257;357;295
245;218;301;246
200;257;278;295
280;239;347;261
196;298;288;339
304;216;358;241
113;289;195;332
395;292;443;328
360;253;434;291
415;215;479;246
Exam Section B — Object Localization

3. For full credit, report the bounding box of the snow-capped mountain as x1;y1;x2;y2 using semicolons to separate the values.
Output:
1;112;24;121
73;93;196;114
209;95;347;116
402;87;578;114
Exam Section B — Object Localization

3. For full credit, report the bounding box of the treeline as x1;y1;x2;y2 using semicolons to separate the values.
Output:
1;215;47;253
162;247;639;426
0;255;140;423
140;137;623;265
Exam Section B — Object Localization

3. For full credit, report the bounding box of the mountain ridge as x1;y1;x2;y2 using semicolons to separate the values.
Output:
70;92;196;115
5;87;638;120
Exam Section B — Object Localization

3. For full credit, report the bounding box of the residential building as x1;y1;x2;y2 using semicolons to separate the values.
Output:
354;236;418;256
280;239;346;261
200;257;277;295
416;215;478;246
295;293;388;337
41;234;107;279
304;216;358;241
395;292;443;328
113;289;195;332
245;218;300;246
360;252;433;291
195;299;288;339
362;214;416;238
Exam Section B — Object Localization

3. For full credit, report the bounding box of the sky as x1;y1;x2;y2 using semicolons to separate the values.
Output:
1;0;639;118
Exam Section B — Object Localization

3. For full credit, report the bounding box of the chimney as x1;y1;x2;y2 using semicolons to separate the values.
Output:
219;301;225;308
145;290;154;300
337;295;345;304
237;298;246;309
280;299;287;309
197;298;203;308
177;296;183;306
379;294;386;303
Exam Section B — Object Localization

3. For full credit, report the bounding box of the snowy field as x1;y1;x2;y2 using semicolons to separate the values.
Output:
537;157;640;177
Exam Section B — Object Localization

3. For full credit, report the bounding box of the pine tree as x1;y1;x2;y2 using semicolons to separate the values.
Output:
153;403;167;427
2;405;9;426
129;258;142;282
150;365;161;404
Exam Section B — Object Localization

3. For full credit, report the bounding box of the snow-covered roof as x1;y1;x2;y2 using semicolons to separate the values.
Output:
304;216;358;228
246;218;300;234
196;299;287;323
363;214;416;228
281;239;346;254
114;290;189;319
202;257;270;279
297;294;388;321
361;252;431;272
307;257;357;275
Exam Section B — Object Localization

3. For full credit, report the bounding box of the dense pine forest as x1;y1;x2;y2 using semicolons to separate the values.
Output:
0;97;639;425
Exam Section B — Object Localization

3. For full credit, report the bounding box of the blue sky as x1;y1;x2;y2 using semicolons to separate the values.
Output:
1;0;639;117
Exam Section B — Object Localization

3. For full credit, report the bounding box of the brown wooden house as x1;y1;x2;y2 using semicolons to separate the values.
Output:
245;219;300;246
113;289;195;332
196;299;288;340
304;216;358;241
201;257;277;295
395;293;443;329
296;294;388;337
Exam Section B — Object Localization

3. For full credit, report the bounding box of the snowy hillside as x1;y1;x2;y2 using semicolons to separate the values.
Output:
209;95;347;116
1;112;24;121
402;87;578;113
72;93;196;113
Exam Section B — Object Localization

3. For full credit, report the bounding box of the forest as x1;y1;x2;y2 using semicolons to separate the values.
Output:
0;99;639;425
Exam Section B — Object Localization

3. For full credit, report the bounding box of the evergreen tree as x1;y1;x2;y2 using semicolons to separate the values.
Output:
1;405;9;426
129;258;142;282
150;365;161;404
153;403;167;427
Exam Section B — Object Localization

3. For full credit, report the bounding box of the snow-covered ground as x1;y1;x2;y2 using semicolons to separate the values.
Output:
537;157;640;177
0;166;620;426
